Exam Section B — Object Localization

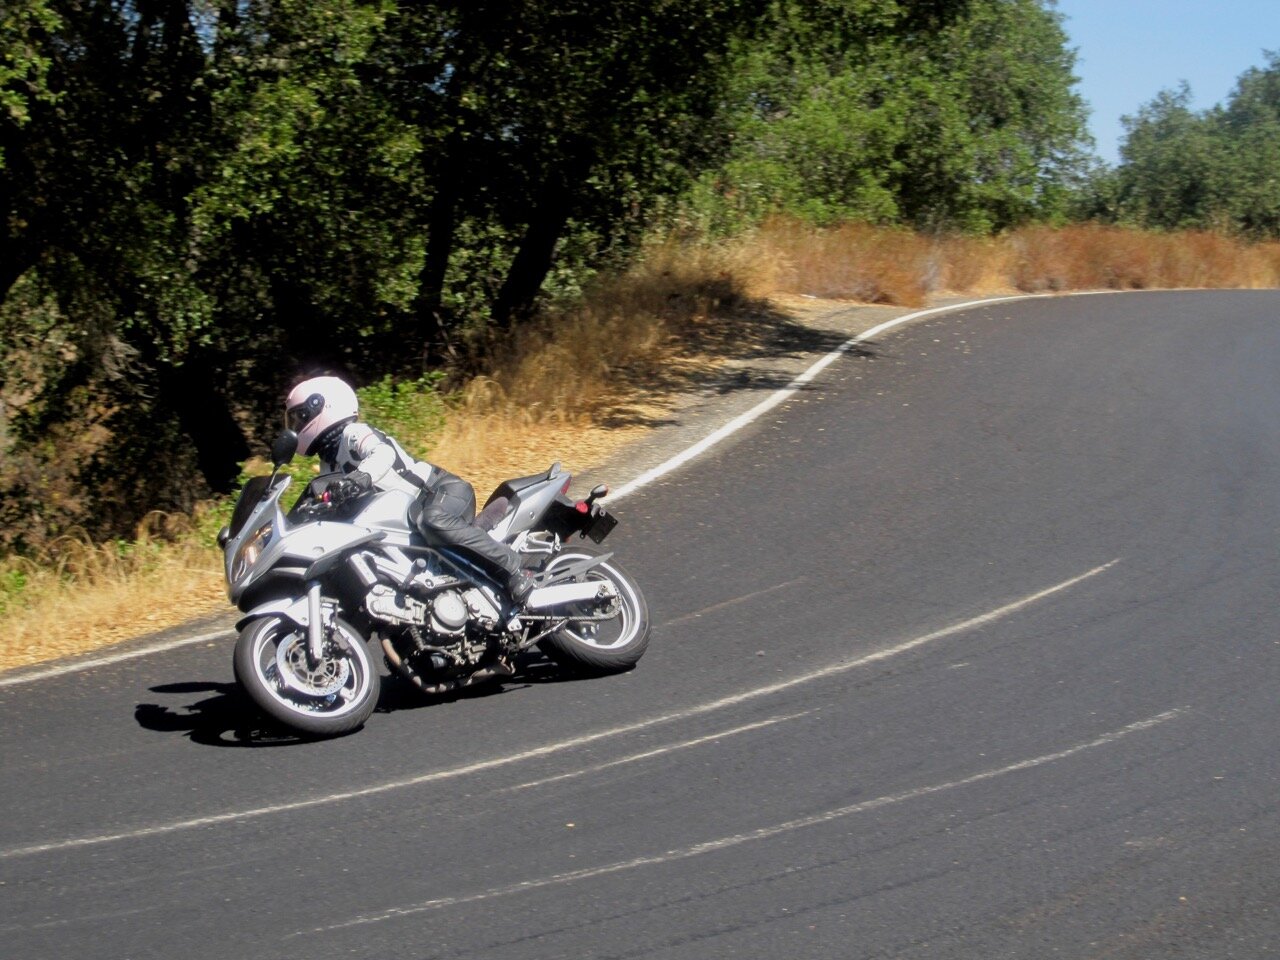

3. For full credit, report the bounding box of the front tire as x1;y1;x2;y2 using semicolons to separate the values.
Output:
536;548;650;673
233;615;379;737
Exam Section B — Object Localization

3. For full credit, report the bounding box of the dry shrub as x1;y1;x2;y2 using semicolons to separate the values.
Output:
1148;231;1232;287
1254;241;1280;286
1010;224;1146;291
469;239;770;417
0;513;224;671
755;218;933;306
1007;224;1280;292
932;234;1016;294
427;236;777;491
745;221;1280;299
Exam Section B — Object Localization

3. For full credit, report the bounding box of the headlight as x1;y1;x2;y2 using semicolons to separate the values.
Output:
231;522;273;583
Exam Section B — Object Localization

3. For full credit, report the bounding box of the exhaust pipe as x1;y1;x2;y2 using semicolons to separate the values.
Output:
381;638;510;695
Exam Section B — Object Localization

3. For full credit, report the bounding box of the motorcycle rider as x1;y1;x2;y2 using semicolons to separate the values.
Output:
284;375;536;607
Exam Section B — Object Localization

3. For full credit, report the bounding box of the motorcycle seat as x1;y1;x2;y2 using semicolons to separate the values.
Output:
500;470;554;496
475;496;510;531
406;494;510;534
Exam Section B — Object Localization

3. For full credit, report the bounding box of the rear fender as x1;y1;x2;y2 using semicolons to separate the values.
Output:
535;552;614;586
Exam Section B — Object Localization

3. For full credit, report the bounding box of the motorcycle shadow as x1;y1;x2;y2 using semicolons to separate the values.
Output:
374;650;597;713
134;653;592;746
135;681;307;747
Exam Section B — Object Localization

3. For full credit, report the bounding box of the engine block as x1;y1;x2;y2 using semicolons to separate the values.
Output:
365;584;427;626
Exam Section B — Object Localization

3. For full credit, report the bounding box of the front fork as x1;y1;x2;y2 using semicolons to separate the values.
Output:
306;581;325;666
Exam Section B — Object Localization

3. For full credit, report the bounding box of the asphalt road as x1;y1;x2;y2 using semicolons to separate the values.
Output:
3;290;1279;959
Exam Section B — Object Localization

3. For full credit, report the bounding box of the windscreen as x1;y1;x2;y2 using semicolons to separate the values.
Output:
228;476;273;540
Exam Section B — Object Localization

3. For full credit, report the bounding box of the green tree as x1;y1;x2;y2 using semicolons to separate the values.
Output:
0;0;61;171
692;0;1090;233
1113;52;1280;238
892;0;1091;230
1114;84;1230;230
375;0;771;342
1;0;221;546
2;0;779;545
1219;51;1280;237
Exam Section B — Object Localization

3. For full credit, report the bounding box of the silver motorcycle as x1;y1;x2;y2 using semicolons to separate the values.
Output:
218;431;649;737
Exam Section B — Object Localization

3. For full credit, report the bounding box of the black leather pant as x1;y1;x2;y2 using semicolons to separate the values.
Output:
416;470;521;580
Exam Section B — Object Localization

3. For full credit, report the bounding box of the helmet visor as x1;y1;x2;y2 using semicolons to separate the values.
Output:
286;393;324;433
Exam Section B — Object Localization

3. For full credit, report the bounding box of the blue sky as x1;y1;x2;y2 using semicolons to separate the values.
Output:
1053;0;1277;164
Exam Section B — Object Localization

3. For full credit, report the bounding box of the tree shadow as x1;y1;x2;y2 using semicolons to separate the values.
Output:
596;299;881;430
134;651;594;745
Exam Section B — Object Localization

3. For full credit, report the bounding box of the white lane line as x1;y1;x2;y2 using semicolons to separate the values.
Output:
609;296;1028;503
0;562;1114;859
0;628;234;689
498;711;813;794
0;559;1115;860
301;707;1189;934
0;296;1023;686
661;578;807;627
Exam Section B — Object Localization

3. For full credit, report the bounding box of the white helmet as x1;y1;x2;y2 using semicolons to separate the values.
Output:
285;376;359;455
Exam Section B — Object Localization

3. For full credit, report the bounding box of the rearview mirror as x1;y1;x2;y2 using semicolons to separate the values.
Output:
271;430;299;468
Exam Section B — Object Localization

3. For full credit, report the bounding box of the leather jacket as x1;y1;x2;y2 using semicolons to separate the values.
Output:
316;421;434;497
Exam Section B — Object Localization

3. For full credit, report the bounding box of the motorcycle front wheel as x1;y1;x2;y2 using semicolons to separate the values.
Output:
233;615;379;737
536;547;650;673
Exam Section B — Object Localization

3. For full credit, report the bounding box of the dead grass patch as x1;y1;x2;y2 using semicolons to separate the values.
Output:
1006;224;1280;292
427;236;782;491
931;234;1017;295
0;516;226;671
756;219;933;305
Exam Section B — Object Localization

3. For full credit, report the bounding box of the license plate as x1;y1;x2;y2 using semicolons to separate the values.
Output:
586;510;618;543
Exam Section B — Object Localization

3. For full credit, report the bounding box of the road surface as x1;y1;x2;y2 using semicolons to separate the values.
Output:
3;290;1278;959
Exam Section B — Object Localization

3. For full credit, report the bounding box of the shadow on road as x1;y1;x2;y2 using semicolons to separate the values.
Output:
134;652;594;747
596;300;880;430
134;682;304;747
373;652;595;712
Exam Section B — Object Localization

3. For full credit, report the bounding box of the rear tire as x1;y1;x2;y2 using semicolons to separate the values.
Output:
233;615;379;737
536;548;650;673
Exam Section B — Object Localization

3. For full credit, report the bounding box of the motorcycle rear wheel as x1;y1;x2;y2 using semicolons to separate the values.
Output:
233;615;379;737
536;547;650;673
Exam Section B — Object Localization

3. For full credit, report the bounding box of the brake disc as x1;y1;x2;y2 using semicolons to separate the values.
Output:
275;635;351;697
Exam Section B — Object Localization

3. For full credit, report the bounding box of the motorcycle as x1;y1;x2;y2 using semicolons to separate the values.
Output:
217;430;649;737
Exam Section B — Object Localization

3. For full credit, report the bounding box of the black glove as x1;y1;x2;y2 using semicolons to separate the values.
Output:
329;471;372;503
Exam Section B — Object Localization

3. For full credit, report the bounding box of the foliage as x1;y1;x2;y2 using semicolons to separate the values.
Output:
687;0;1091;233
355;373;448;459
0;564;29;617
0;0;61;168
17;0;1260;557
1107;52;1280;238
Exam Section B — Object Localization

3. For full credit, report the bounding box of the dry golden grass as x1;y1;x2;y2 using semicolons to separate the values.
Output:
4;223;1279;672
931;234;1017;295
0;518;226;671
1003;224;1280;292
753;220;1280;298
426;236;781;491
755;219;934;305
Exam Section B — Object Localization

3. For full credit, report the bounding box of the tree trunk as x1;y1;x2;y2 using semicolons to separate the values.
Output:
0;240;37;305
156;361;249;494
413;161;461;363
490;146;594;331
